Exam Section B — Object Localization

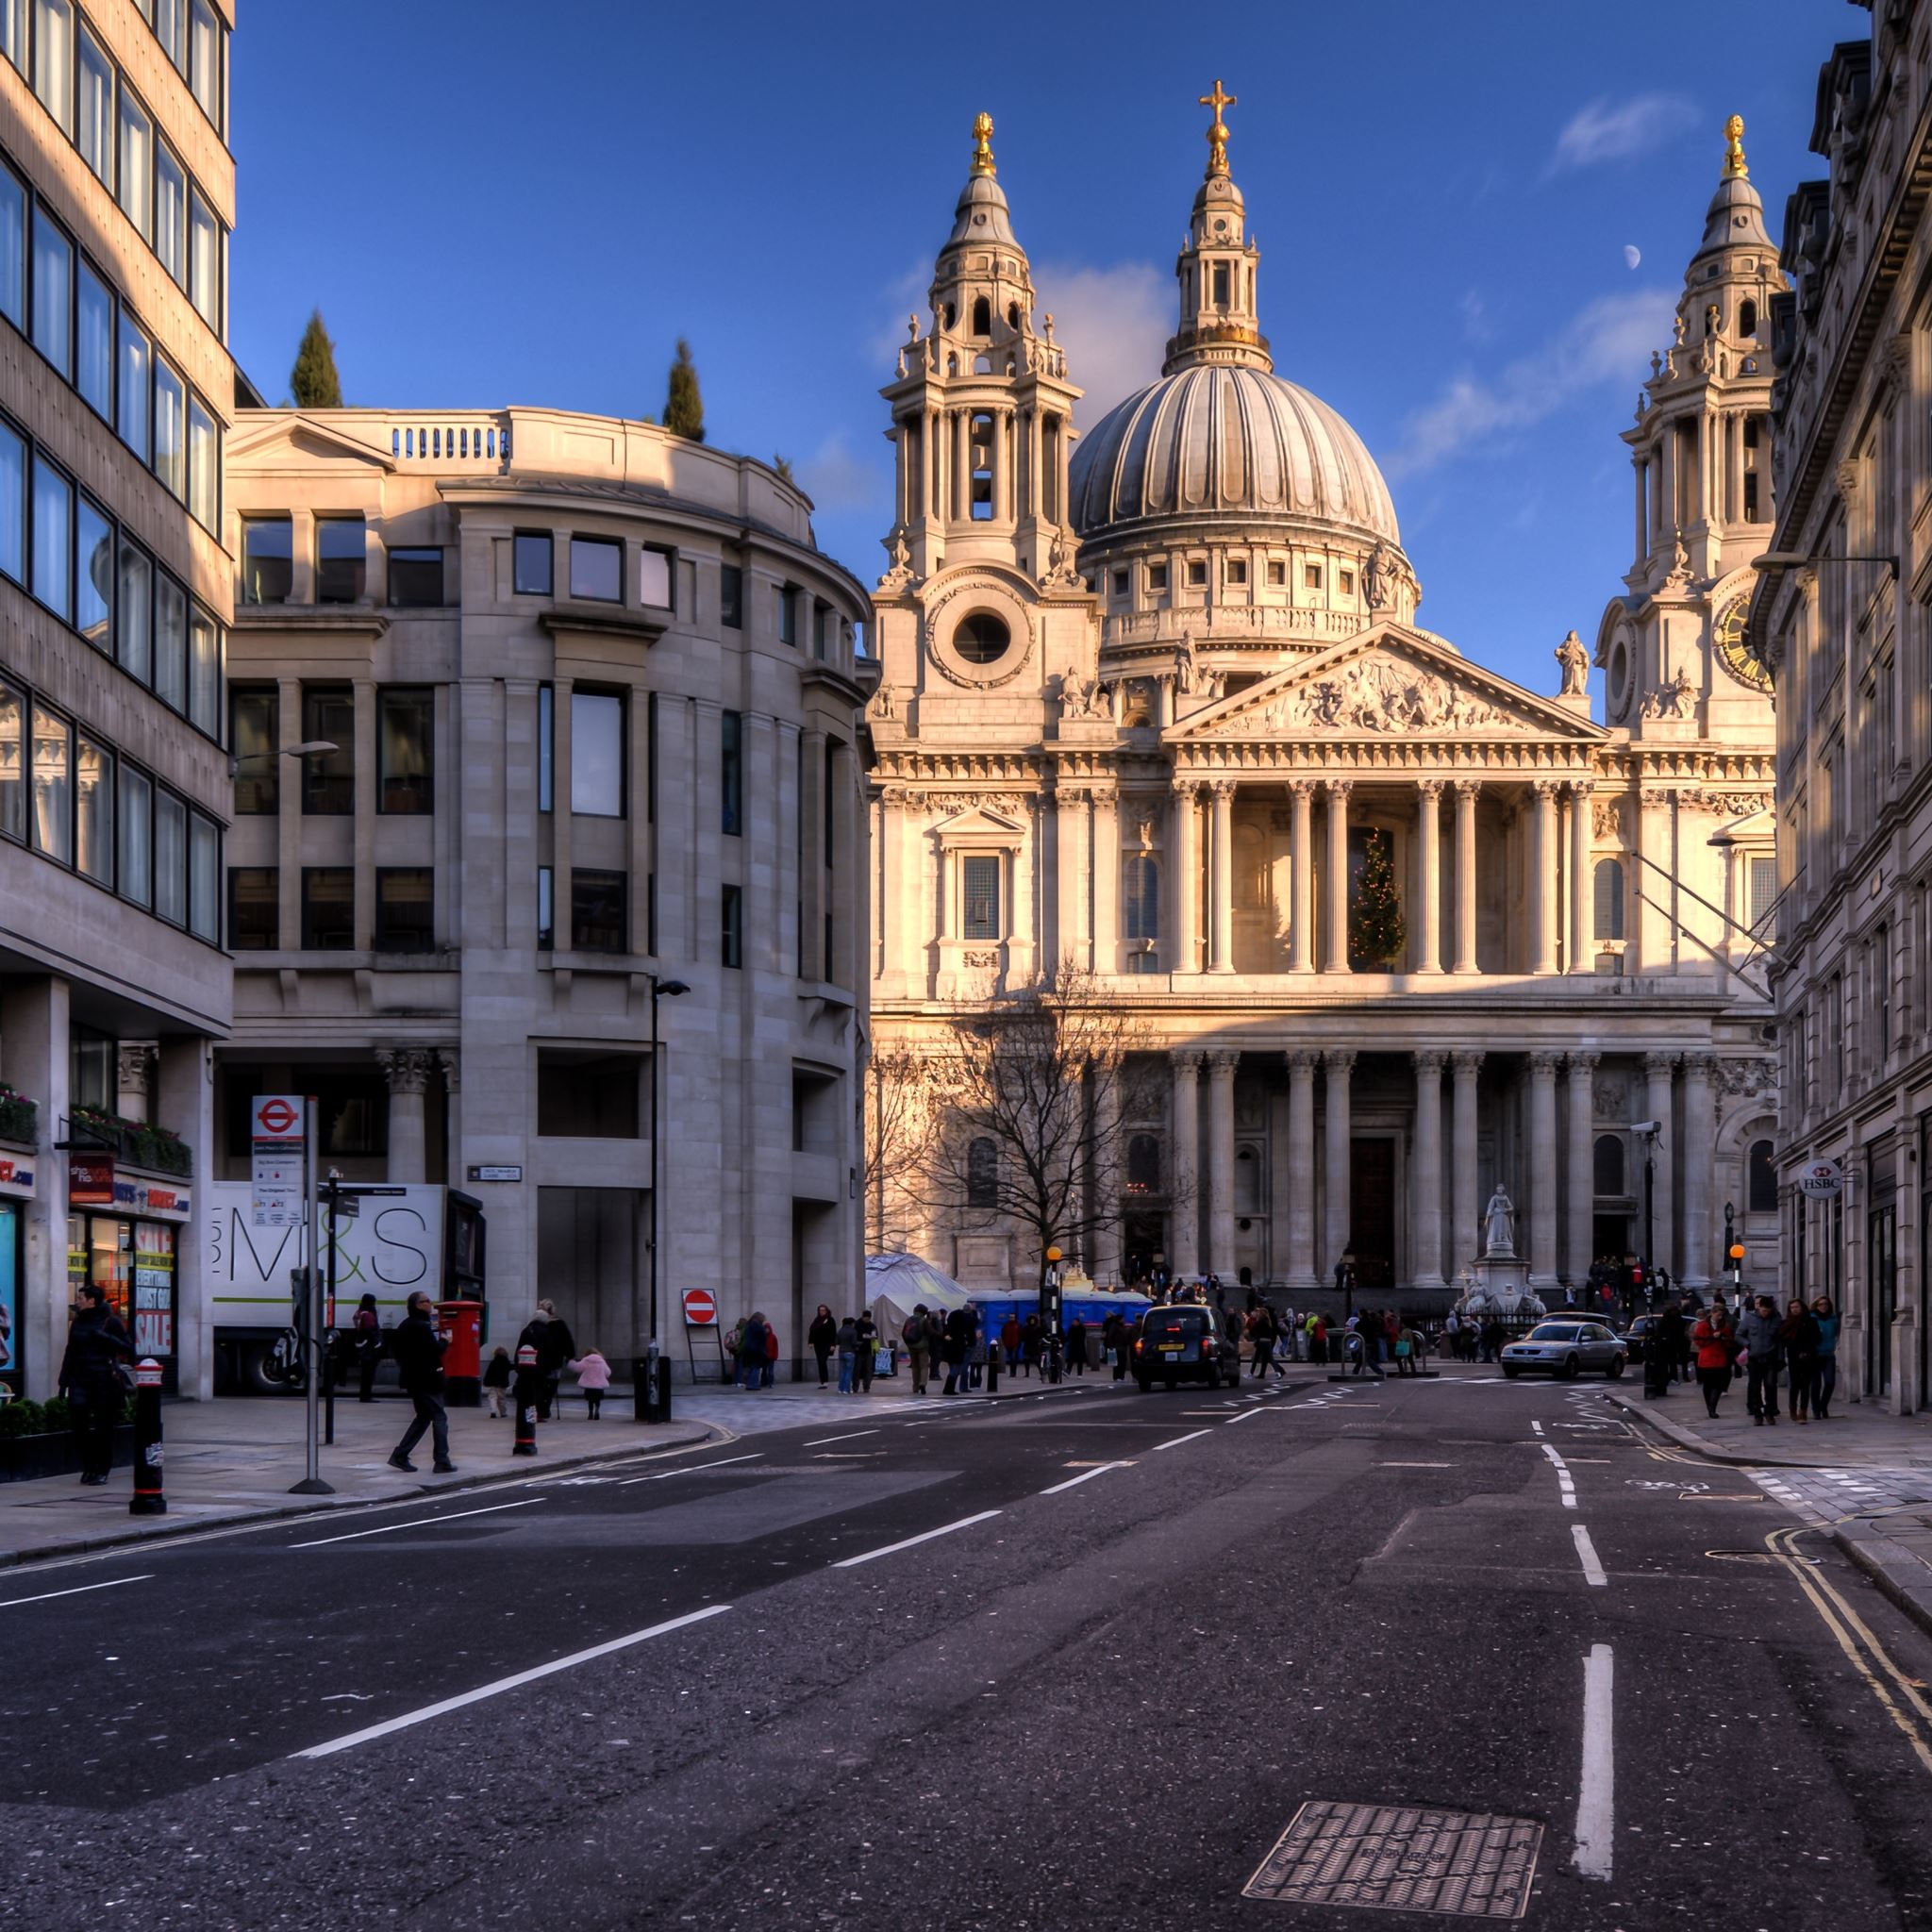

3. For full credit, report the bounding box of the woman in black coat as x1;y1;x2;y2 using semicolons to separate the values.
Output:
808;1304;839;1387
59;1286;132;1485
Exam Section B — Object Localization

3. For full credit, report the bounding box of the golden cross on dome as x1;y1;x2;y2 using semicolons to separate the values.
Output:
1200;78;1237;176
970;111;995;177
1723;113;1748;179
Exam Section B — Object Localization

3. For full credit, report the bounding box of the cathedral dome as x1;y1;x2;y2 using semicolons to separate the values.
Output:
1071;363;1401;547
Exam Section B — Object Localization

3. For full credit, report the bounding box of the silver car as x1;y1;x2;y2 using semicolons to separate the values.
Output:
1501;1320;1627;1381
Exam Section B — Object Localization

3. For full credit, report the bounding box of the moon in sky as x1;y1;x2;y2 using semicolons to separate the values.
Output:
1624;244;1642;270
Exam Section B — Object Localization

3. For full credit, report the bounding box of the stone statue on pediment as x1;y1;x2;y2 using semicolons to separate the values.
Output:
1483;1186;1517;1258
1363;541;1396;611
1174;632;1201;694
1663;666;1696;718
1555;629;1589;697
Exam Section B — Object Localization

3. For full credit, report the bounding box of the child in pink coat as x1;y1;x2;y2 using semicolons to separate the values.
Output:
570;1347;611;1420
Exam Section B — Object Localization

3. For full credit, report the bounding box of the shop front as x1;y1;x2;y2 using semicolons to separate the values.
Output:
0;1152;32;1398
65;1160;192;1394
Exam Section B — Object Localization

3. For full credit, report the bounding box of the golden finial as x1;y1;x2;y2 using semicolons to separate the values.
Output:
1723;113;1748;179
1199;78;1237;177
970;111;995;177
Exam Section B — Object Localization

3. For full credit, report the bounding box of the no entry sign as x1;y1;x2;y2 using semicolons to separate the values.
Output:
682;1288;718;1327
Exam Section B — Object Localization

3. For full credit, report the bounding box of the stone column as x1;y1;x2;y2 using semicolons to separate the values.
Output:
1091;786;1120;976
1172;780;1200;974
1288;778;1315;974
1055;784;1087;972
1452;779;1481;974
1636;789;1673;974
1414;780;1443;974
1565;1052;1599;1291
1681;1053;1715;1291
438;1049;461;1180
1205;1050;1239;1274
1530;780;1560;974
1451;1051;1483;1272
1568;780;1594;974
1092;1065;1121;1287
1321;1048;1355;1277
154;1034;214;1399
115;1043;156;1125
1527;1052;1560;1291
1168;1049;1202;1279
376;1047;434;1184
1208;780;1236;974
1643;1052;1677;1281
953;407;971;525
1323;778;1353;974
1411;1050;1446;1291
1286;1048;1319;1291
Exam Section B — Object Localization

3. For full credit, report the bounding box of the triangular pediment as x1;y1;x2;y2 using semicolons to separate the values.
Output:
1166;624;1608;744
227;409;398;473
932;804;1026;837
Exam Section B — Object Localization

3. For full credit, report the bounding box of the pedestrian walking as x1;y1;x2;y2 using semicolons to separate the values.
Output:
836;1315;859;1394
808;1304;838;1389
1691;1304;1734;1419
1065;1316;1089;1378
854;1308;878;1392
570;1347;612;1419
1780;1297;1823;1423
387;1291;456;1474
58;1283;131;1486
941;1304;973;1394
739;1310;769;1391
1657;1296;1689;1383
1001;1314;1022;1377
353;1291;383;1402
904;1305;931;1395
762;1317;781;1389
1021;1313;1042;1377
1810;1296;1840;1420
1249;1306;1275;1379
482;1343;513;1419
519;1300;575;1420
1738;1294;1782;1425
1308;1311;1327;1366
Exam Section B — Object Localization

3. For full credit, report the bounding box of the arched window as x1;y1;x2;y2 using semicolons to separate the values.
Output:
971;295;991;337
1747;1138;1776;1214
973;354;993;375
1123;855;1160;940
1739;298;1757;339
970;411;994;519
966;1136;998;1209
1593;858;1625;942
1593;1134;1625;1197
1007;302;1020;328
1126;1133;1161;1195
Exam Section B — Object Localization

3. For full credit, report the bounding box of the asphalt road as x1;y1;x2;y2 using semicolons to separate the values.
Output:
5;1366;1932;1930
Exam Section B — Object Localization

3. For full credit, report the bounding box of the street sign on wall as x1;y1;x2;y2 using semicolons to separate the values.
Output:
249;1095;307;1230
1795;1158;1843;1199
682;1288;718;1326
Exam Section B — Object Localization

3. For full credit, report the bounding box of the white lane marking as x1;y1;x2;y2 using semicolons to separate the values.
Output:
0;1573;152;1610
1039;1462;1130;1496
804;1430;878;1447
1572;1524;1608;1587
1223;1407;1266;1425
619;1453;762;1486
289;1499;542;1549
1541;1441;1578;1509
832;1509;1002;1570
1574;1644;1615;1879
1150;1430;1213;1453
1378;1461;1456;1469
1530;1420;1545;1436
293;1605;732;1758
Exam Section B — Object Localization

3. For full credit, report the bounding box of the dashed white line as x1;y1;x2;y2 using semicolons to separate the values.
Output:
1223;1407;1266;1425
1541;1441;1579;1509
1572;1524;1608;1587
1574;1644;1616;1878
1530;1420;1545;1437
1150;1429;1213;1453
0;1573;152;1610
619;1453;763;1486
832;1509;1003;1569
288;1499;542;1549
804;1430;878;1447
1039;1462;1130;1496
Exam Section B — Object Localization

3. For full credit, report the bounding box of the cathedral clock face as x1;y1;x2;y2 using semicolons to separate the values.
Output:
1714;598;1773;692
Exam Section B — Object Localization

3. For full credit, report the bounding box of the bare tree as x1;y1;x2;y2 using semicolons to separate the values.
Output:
860;1035;930;1254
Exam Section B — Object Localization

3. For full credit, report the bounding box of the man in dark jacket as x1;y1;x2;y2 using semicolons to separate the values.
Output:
59;1285;131;1485
389;1291;456;1473
941;1305;976;1394
520;1300;575;1418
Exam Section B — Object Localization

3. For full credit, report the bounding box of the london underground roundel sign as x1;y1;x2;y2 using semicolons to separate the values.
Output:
255;1096;300;1138
682;1288;718;1326
1796;1159;1842;1199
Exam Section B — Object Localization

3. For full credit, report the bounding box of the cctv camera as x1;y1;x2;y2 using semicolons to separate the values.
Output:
1627;1120;1661;1136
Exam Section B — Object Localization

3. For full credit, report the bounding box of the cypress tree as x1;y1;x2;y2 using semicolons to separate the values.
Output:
1348;830;1406;970
290;309;344;408
773;454;794;482
662;338;705;442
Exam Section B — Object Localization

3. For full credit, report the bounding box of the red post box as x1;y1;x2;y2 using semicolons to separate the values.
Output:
437;1300;484;1407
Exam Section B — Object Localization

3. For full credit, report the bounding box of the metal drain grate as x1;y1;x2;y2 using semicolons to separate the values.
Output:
1243;1802;1542;1918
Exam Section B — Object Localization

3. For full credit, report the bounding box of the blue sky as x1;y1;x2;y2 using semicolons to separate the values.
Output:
230;0;1840;697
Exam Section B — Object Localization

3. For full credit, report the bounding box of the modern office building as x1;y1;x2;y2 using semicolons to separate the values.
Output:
0;0;236;1399
214;406;871;1386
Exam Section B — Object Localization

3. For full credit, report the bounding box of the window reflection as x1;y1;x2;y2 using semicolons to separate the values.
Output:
570;691;623;817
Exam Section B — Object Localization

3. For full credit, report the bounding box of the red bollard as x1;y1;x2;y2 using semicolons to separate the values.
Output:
130;1357;166;1515
511;1343;540;1457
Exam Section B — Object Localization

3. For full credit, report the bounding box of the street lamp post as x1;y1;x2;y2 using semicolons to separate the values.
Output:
641;974;691;1423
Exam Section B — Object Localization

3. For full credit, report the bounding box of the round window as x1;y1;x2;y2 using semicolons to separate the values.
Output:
1607;637;1630;713
954;612;1011;665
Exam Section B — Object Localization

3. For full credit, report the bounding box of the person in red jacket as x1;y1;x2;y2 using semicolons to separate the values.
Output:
1691;1303;1735;1420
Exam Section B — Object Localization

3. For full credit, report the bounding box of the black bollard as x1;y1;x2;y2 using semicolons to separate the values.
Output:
129;1357;166;1515
512;1343;540;1457
986;1346;1000;1394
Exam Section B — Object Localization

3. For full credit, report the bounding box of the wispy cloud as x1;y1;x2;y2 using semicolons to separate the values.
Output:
1032;260;1170;426
798;430;885;517
1385;288;1674;478
1550;93;1696;172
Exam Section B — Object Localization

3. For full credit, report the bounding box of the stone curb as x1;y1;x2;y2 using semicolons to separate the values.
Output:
1828;1517;1932;1641
1604;1391;1869;1469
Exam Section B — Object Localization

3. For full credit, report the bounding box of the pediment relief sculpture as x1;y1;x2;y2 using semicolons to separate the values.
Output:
1205;650;1512;737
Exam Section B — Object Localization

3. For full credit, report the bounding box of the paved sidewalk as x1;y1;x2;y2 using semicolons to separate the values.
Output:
0;1394;717;1570
1608;1385;1932;1639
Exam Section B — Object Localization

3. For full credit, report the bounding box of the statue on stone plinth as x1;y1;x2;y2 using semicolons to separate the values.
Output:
1483;1185;1517;1257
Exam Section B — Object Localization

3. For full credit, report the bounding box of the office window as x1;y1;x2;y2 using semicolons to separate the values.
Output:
75;20;110;181
722;882;743;968
117;91;151;243
117;764;149;907
187;395;216;527
188;189;218;325
778;585;799;646
513;531;552;595
301;868;354;950
0;421;17;583
301;689;354;813
31;208;72;378
0;679;18;841
722;709;741;836
569;536;621;602
153;358;185;500
188;609;218;735
537;865;553;949
570;691;623;816
375;868;433;953
75;494;109;651
570;869;625;953
1148;561;1168;591
117;312;150;459
229;687;276;813
76;259;110;418
1593;858;1625;942
188;811;217;940
0;162;20;327
962;855;1000;940
154;790;185;924
188;0;219;124
537;685;554;810
154;142;185;285
33;0;72;135
30;703;70;861
154;572;185;711
116;537;150;680
720;562;742;629
242;517;291;605
227;867;277;950
31;454;71;621
1875;926;1891;1063
387;546;442;607
316;517;365;603
638;546;672;608
377;688;433;813
536;1051;640;1138
154;0;185;68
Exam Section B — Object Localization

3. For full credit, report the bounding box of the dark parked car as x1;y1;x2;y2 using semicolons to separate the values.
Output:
1133;1305;1241;1391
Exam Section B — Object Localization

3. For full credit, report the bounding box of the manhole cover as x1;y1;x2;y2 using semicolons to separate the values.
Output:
1244;1802;1542;1918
